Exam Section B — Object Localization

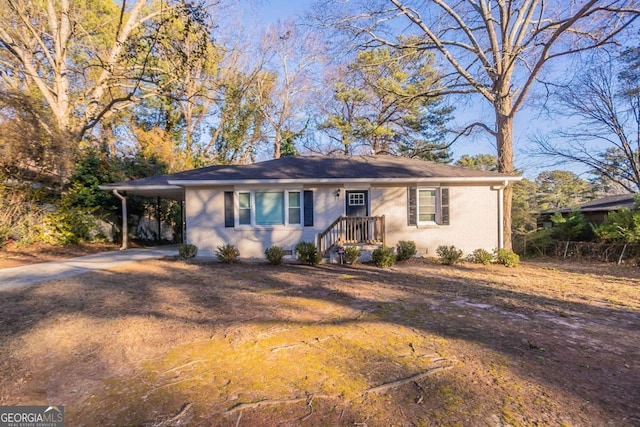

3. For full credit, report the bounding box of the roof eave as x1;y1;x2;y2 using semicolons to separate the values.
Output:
98;184;183;191
167;176;522;186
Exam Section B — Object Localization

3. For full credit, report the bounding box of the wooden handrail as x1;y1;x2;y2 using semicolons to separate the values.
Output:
318;215;386;255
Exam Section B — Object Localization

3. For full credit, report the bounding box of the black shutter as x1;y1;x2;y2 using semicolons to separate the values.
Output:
224;191;234;227
440;188;450;225
303;190;314;226
408;187;417;226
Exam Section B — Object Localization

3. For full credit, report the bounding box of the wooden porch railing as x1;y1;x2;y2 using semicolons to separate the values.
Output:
317;215;385;255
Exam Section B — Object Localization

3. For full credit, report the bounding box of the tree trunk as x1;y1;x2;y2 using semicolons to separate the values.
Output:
495;96;515;250
274;131;281;159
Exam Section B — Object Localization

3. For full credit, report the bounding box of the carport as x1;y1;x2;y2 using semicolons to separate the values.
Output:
99;174;185;250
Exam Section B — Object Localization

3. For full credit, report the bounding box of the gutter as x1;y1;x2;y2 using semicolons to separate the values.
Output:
493;180;509;250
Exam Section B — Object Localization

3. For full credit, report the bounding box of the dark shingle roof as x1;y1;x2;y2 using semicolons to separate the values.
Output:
100;155;520;199
162;155;516;181
568;193;637;213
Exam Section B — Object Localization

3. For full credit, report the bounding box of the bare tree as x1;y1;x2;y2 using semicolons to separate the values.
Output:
536;60;640;193
318;0;640;249
254;20;326;159
0;0;209;146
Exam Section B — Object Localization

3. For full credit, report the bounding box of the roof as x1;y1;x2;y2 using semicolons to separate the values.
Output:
553;193;638;214
100;155;521;200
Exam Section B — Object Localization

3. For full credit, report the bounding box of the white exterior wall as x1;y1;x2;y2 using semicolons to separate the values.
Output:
185;182;502;260
370;184;500;256
185;185;344;259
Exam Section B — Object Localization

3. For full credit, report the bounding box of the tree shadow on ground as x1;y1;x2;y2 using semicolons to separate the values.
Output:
0;259;638;425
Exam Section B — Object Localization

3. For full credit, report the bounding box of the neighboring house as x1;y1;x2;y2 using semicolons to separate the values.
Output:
100;156;521;260
540;193;639;226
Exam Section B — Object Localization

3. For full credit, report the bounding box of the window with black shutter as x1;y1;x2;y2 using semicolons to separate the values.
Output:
440;188;450;225
224;191;234;227
303;190;314;226
408;187;417;226
407;187;450;226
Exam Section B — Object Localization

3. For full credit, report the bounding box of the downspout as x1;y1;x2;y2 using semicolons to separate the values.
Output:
497;180;508;250
112;190;128;250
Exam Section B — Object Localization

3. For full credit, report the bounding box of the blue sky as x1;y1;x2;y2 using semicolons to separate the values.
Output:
242;0;587;179
256;0;310;22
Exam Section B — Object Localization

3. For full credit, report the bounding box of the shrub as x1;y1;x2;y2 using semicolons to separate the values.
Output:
469;248;493;265
396;240;417;262
372;246;396;268
550;210;586;241
519;228;554;257
216;243;240;263
38;206;97;245
343;246;361;265
494;248;520;267
295;241;320;265
592;208;640;243
265;245;286;265
178;243;198;259
436;245;464;265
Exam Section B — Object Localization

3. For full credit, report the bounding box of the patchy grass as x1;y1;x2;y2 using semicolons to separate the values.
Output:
0;259;639;426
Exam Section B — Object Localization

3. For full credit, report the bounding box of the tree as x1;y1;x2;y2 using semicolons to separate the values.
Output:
0;90;70;183
150;6;222;167
0;0;210;150
254;21;325;159
592;208;640;243
320;44;452;160
535;170;593;211
549;211;587;241
536;51;640;192
206;69;271;165
320;0;640;248
454;154;498;172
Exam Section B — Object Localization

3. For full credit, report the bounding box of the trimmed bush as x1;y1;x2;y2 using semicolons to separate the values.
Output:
265;245;286;265
178;243;198;260
372;246;396;268
295;241;320;265
436;245;464;265
469;248;493;265
494;248;520;267
216;243;240;263
344;246;361;265
396;240;417;262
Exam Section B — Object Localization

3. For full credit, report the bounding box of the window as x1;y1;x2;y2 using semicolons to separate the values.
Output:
288;192;301;225
408;187;450;226
238;192;251;225
236;190;302;227
418;189;437;223
349;192;365;206
255;192;284;225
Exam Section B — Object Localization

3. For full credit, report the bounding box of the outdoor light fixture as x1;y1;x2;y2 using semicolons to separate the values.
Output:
335;189;341;198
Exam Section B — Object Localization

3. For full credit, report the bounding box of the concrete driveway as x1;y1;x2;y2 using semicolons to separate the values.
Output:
0;246;179;291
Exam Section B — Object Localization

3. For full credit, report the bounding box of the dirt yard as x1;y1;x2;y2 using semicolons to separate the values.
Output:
0;242;120;268
0;256;638;426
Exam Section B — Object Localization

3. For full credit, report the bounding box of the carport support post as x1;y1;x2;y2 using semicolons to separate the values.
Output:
113;190;128;250
156;197;161;244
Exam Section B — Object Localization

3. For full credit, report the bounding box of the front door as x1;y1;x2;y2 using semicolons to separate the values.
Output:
345;190;369;217
345;190;369;242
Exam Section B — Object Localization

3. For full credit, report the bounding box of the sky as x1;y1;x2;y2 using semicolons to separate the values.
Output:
246;0;590;179
255;0;310;22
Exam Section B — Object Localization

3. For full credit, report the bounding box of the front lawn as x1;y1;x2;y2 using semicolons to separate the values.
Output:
0;259;638;426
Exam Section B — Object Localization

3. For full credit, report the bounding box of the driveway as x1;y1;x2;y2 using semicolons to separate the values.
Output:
0;246;179;291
